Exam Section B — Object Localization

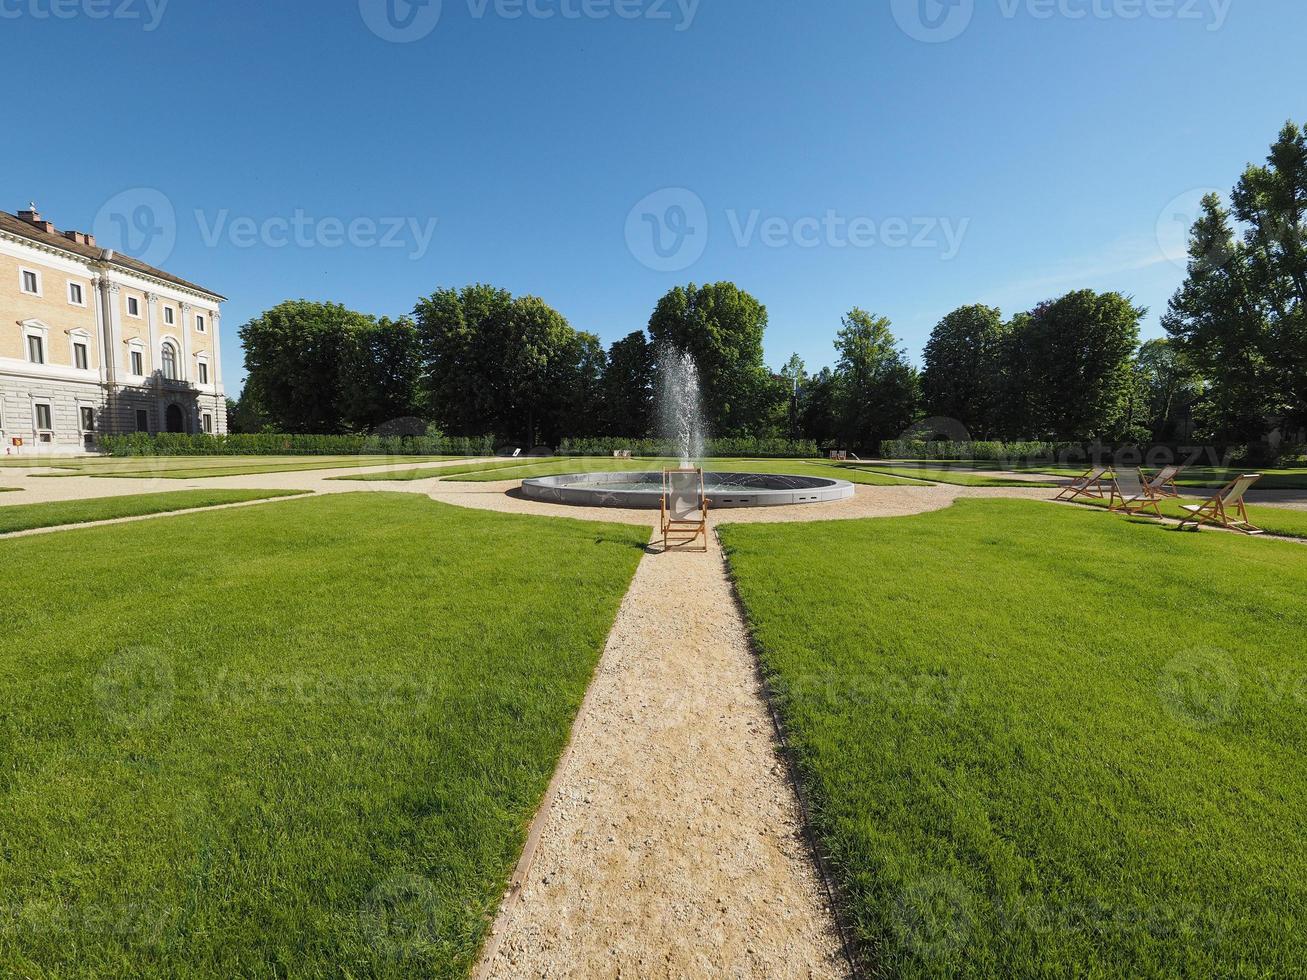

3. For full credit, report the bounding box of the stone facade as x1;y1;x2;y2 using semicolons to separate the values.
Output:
0;205;227;456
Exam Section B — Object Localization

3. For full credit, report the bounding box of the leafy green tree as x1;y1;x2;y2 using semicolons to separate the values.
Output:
798;366;839;447
337;317;422;432
1165;122;1307;441
413;284;515;437
602;331;656;436
1133;338;1203;441
240;300;373;433
647;282;775;436
921;304;1009;437
779;354;808;439
1021;290;1144;441
831;308;921;451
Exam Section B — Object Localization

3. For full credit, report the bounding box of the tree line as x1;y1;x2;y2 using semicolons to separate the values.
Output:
234;121;1304;454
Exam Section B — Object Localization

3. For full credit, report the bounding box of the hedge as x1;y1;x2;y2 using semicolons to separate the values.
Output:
556;437;819;459
880;440;1075;462
99;433;497;458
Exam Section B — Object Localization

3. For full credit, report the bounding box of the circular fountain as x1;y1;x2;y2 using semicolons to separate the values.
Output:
521;470;854;509
521;346;854;510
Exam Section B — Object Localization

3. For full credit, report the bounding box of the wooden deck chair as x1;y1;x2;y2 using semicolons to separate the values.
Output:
1107;468;1164;519
1055;465;1110;501
1142;465;1184;498
1177;474;1264;534
661;468;710;552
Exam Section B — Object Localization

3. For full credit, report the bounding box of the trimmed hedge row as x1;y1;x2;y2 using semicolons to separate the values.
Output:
99;433;496;457
556;437;819;459
881;440;1073;461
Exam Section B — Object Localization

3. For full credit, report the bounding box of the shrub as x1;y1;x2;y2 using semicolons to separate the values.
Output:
555;437;819;458
99;433;496;458
880;440;1070;462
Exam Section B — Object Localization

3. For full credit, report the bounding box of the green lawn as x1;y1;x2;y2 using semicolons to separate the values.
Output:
881;460;1307;490
333;459;559;482
439;457;921;486
0;493;648;977
0;489;309;535
36;455;467;480
1068;493;1307;539
844;463;1060;488
720;500;1307;978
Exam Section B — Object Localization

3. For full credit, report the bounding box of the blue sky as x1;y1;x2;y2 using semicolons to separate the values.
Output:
6;0;1304;391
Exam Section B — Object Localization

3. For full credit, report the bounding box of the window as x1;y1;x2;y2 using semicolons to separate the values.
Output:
68;281;85;306
27;335;45;364
198;361;209;385
131;349;144;376
160;342;178;380
203;412;213;434
74;341;89;370
20;268;41;295
35;403;53;431
135;409;149;433
164;306;175;325
80;406;95;432
126;296;141;317
196;314;206;333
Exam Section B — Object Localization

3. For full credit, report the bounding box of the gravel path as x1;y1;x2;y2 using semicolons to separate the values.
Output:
477;528;847;979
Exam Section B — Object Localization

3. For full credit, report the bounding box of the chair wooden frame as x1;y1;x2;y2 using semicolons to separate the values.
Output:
1177;474;1264;534
661;468;710;552
1054;465;1111;501
1142;465;1184;498
1107;468;1164;519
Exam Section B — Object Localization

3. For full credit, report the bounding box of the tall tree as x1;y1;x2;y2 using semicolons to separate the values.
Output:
1165;122;1307;441
921;304;1009;438
338;317;422;432
413;284;515;437
831;308;921;451
647;282;775;436
602;331;656;436
779;354;808;439
1022;290;1144;441
1134;338;1203;441
239;300;372;433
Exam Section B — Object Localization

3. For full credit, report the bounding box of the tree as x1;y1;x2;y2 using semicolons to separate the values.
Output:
413;284;515;437
1133;338;1203;441
602;331;656;436
647;283;775;436
831;308;921;451
239;300;373;433
921;305;1008;438
1021;290;1144;441
779;354;808;439
337;317;422;432
798;366;839;447
1165;122;1307;441
226;390;267;434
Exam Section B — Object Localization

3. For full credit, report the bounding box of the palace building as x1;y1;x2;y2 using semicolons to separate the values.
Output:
1;203;226;454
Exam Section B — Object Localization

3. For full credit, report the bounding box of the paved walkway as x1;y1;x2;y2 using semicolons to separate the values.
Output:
478;527;846;979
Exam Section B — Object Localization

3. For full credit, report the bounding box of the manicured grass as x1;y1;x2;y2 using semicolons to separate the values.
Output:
334;459;557;482
0;489;310;535
444;457;922;486
720;500;1307;978
41;455;465;479
845;463;1059;488
1069;493;1307;539
0;493;648;977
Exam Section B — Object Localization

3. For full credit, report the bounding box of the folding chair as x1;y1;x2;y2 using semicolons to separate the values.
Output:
1055;465;1110;501
1107;468;1164;519
1142;465;1184;498
1177;475;1264;534
661;468;710;552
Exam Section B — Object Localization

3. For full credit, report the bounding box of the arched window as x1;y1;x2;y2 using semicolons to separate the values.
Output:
161;342;178;380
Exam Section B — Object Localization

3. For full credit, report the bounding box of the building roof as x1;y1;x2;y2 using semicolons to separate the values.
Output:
0;209;225;301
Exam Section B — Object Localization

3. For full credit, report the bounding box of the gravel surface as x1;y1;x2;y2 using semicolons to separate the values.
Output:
478;528;846;979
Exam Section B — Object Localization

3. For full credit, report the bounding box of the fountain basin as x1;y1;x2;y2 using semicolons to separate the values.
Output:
520;471;855;509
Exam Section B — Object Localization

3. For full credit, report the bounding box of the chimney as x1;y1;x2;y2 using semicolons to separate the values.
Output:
17;203;55;234
63;229;96;247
